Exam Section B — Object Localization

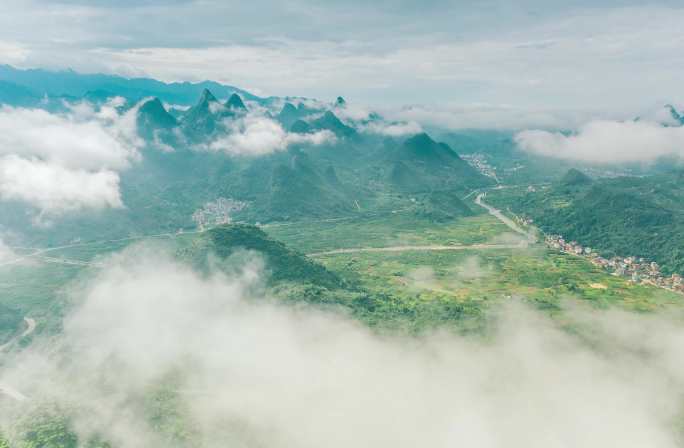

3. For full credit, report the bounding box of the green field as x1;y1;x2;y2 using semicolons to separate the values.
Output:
267;211;682;317
1;207;681;344
316;249;680;312
264;212;510;253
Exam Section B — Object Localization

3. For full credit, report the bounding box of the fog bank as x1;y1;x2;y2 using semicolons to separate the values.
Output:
1;246;683;447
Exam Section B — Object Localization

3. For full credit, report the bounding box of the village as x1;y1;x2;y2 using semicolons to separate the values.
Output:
461;153;500;182
544;234;684;294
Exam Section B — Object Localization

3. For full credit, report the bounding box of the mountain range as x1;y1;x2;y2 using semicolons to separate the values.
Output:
0;67;492;247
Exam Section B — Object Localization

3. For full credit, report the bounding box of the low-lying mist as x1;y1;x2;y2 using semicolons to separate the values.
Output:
1;244;684;447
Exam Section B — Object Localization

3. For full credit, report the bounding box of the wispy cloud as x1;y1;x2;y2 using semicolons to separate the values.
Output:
2;247;684;446
3;3;684;112
208;114;335;156
516;120;684;163
0;155;123;215
0;100;141;216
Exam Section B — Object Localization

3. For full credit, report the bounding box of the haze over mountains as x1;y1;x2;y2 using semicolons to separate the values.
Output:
0;65;495;247
0;63;683;448
4;1;684;446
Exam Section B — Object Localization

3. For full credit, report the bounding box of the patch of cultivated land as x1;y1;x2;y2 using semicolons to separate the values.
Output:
267;213;682;313
265;213;511;253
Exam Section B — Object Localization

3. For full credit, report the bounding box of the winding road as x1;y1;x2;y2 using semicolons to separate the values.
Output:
475;192;537;243
0;229;208;269
0;317;36;402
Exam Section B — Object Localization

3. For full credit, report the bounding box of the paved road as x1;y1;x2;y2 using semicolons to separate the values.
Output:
0;317;35;352
307;193;537;257
0;229;207;269
474;192;537;243
0;383;27;401
0;317;36;402
308;242;527;257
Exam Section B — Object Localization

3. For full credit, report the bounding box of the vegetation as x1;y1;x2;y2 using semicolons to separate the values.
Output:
181;224;344;289
488;169;684;274
2;68;684;445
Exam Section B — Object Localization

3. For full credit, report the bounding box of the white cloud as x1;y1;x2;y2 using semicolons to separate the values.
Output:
3;3;684;116
208;114;335;156
0;104;139;171
515;120;684;163
332;103;372;122
361;120;422;137
0;103;142;216
388;104;593;130
2;248;684;446
0;41;28;64
0;155;123;214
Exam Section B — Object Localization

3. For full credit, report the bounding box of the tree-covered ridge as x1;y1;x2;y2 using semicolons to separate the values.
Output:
493;169;684;275
0;82;490;248
179;224;345;290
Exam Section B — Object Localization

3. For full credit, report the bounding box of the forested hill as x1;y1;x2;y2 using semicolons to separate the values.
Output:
491;169;684;274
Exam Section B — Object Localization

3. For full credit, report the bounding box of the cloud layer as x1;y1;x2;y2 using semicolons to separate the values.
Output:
0;155;122;213
515;120;684;163
0;101;141;215
2;247;684;446
208;115;335;156
3;2;684;111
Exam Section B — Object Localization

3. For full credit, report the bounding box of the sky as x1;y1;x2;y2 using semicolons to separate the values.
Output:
1;0;684;112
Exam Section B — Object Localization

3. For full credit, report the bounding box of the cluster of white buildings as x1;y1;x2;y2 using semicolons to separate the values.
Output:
544;234;684;293
192;197;246;231
462;153;499;182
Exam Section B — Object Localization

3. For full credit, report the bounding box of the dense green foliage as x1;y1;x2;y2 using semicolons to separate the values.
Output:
0;82;493;248
560;168;593;187
416;190;475;222
489;169;684;274
3;66;684;447
181;224;345;289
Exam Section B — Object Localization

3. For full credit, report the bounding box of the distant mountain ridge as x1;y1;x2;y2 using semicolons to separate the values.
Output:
0;64;260;105
0;67;493;248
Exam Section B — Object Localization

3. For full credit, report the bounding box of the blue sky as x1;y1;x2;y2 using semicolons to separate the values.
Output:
1;0;684;114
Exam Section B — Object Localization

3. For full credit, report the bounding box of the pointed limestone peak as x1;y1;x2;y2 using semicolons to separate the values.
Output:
310;111;355;137
336;96;346;107
138;97;177;128
226;93;247;110
665;104;684;124
560;168;593;186
140;97;165;113
280;102;298;115
404;132;436;148
290;119;311;134
198;88;219;105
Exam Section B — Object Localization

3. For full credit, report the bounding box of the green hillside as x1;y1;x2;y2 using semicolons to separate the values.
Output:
390;133;493;192
180;224;344;289
490;169;684;274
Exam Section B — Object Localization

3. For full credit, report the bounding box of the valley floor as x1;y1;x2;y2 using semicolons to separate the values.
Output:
267;198;681;316
0;194;680;346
